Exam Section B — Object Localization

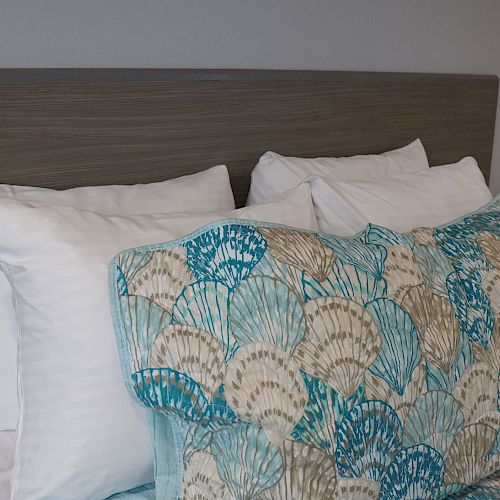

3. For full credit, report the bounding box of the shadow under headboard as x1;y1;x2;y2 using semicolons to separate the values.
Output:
0;69;497;207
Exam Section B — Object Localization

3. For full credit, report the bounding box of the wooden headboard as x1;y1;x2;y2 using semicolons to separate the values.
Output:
0;69;497;207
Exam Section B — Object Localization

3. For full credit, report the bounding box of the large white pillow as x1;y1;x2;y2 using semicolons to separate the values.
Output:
247;138;429;205
310;156;492;235
2;182;317;500
0;165;235;431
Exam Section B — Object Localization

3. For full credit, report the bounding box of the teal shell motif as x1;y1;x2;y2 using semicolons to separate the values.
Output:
110;197;500;499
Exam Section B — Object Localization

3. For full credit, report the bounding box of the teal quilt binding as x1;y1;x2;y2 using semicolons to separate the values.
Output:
109;195;500;499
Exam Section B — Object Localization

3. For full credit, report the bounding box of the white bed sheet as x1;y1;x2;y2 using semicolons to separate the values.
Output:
0;430;15;499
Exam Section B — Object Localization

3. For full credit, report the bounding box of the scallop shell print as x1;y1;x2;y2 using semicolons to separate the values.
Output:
453;362;498;425
384;244;425;300
260;440;337;500
365;362;427;422
409;226;436;246
182;450;230;500
401;284;460;374
224;342;308;441
318;234;387;280
253;250;304;297
336;400;402;482
302;260;387;304
177;417;212;462
403;390;464;457
482;268;500;315
425;322;474;393
336;478;380;499
380;444;445;500
117;294;171;374
230;275;305;354
259;227;336;282
478;411;500;456
477;231;500;268
445;422;497;485
446;273;494;349
128;247;194;313
365;298;421;397
364;223;415;248
210;423;283;499
148;324;226;399
440;238;491;282
295;297;381;397
172;280;235;358
116;250;152;295
186;224;267;290
412;244;454;297
132;367;209;421
292;371;363;454
435;201;500;241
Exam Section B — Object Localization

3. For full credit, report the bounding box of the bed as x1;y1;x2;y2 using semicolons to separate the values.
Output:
0;68;498;499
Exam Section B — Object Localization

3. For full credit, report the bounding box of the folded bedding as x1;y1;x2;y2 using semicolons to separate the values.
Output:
110;195;500;498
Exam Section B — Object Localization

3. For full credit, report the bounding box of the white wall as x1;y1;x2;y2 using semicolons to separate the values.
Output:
1;0;499;191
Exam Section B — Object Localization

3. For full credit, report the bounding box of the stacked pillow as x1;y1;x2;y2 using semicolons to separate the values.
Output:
247;139;492;235
247;139;430;205
0;177;317;499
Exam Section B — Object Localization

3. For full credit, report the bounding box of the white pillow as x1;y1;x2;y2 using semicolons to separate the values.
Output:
0;165;235;431
247;138;429;205
310;156;493;235
2;182;317;500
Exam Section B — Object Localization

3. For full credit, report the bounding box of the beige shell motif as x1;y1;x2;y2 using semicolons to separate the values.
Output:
384;245;425;301
259;440;337;500
295;297;381;398
148;324;226;399
482;269;500;315
401;284;460;374
478;411;500;436
128;247;194;312
445;422;497;485
336;478;380;499
453;362;499;425
259;227;336;282
473;318;500;372
182;450;230;499
365;362;427;422
224;341;308;442
408;227;436;246
476;231;500;268
253;250;305;297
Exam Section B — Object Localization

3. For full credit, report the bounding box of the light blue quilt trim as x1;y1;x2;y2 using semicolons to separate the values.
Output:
149;411;184;499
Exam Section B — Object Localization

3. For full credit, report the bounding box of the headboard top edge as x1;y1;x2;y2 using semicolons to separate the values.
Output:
0;68;497;85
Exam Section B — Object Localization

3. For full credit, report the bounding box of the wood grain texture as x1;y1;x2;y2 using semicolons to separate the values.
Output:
0;69;497;207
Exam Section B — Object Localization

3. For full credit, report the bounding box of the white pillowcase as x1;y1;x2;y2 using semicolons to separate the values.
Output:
0;165;235;432
2;182;316;500
247;139;429;205
310;156;492;235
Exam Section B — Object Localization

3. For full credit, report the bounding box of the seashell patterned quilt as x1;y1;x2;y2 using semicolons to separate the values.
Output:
110;196;500;499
